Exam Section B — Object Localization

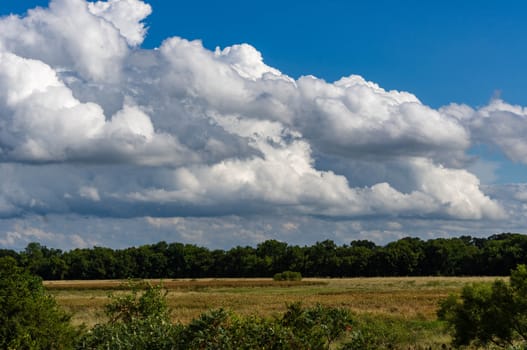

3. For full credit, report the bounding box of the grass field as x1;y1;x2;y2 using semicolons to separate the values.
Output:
45;276;505;349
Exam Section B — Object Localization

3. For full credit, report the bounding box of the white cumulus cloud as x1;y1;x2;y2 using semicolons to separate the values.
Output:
88;0;151;46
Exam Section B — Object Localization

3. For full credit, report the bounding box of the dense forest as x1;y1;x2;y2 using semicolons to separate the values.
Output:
1;233;527;280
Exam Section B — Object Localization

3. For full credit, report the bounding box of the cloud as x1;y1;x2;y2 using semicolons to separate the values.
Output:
0;222;96;249
0;0;524;250
87;0;151;46
157;37;469;163
0;0;131;82
145;216;185;228
475;100;527;164
0;52;195;164
442;100;527;165
294;76;470;163
1;211;524;251
79;186;100;202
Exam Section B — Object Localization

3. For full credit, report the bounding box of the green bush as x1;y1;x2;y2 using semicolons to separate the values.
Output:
178;302;353;350
281;302;354;349
178;308;232;349
0;257;78;350
273;271;302;281
77;282;181;350
438;264;527;347
226;314;300;350
104;281;170;323
339;314;444;350
78;316;181;350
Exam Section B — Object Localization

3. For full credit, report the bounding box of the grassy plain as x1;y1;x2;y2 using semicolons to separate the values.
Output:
45;276;505;349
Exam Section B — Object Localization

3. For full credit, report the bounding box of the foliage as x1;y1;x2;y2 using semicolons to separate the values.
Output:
78;317;181;350
177;302;353;350
8;233;527;280
341;314;447;350
104;281;170;323
0;257;78;350
77;281;180;350
273;270;302;281
281;302;354;348
438;264;527;347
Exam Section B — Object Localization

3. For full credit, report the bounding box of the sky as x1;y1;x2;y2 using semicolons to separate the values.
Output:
0;0;526;251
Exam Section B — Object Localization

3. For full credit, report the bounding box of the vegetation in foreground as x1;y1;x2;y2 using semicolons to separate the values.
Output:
439;264;527;348
0;257;78;349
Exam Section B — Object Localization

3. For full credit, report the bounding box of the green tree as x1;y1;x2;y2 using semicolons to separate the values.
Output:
422;237;479;276
64;248;90;279
438;264;527;347
256;240;289;275
0;257;78;349
222;246;257;277
166;242;186;277
20;242;68;280
78;282;180;350
183;244;213;278
482;233;527;275
343;241;377;277
384;237;425;276
305;240;339;277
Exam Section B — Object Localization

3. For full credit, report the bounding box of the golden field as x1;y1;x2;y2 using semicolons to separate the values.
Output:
45;276;503;327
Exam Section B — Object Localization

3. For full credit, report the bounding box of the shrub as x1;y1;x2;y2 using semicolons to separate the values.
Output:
0;257;78;350
281;302;353;349
438;264;527;347
179;302;353;350
77;282;181;350
177;308;232;349
104;281;170;323
273;271;302;281
340;314;433;350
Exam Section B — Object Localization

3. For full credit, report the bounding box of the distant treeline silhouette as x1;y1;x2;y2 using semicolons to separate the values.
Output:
1;233;526;279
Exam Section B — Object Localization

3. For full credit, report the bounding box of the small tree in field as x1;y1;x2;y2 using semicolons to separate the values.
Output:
77;281;181;350
0;257;77;349
438;264;527;347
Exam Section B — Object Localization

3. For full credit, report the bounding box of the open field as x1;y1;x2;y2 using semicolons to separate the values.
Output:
45;276;505;349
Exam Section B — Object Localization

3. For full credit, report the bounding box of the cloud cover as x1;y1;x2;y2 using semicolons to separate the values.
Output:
0;0;525;249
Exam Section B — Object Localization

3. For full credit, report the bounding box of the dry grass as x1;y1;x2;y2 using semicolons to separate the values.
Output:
45;276;504;327
45;278;324;290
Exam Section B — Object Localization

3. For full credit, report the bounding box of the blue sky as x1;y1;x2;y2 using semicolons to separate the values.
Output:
0;0;526;250
138;0;527;108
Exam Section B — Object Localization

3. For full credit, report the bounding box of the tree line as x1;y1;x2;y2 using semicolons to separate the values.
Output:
1;233;527;280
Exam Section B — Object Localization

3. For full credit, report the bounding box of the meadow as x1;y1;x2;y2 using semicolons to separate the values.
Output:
45;276;504;349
